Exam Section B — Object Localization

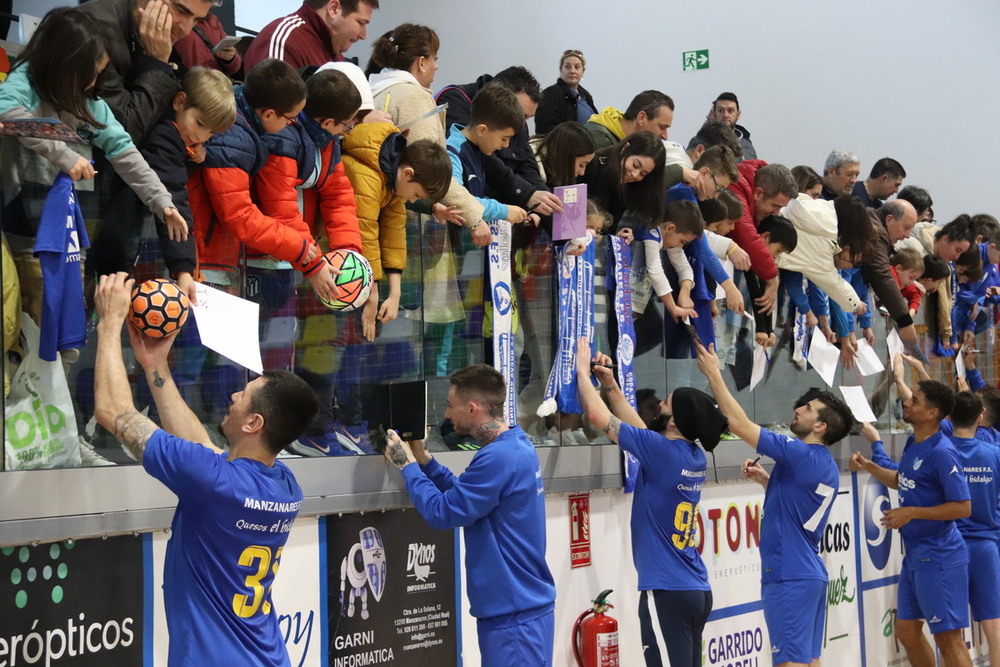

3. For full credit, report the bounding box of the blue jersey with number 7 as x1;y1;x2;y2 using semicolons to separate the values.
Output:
145;430;302;667
757;429;839;583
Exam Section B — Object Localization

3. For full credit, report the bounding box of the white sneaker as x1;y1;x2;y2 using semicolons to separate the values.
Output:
78;437;116;467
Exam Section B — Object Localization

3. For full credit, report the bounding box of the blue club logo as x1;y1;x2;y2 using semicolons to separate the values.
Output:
862;475;893;570
493;283;512;316
618;334;635;366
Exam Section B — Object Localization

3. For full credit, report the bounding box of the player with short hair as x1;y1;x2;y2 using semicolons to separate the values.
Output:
383;364;555;666
851;380;972;667
696;341;853;667
93;272;319;666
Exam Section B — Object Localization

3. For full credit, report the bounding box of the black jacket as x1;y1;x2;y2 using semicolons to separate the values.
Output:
91;118;197;277
861;211;913;328
436;74;547;196
580;155;622;230
80;0;181;145
535;78;596;135
852;180;882;209
437;74;491;133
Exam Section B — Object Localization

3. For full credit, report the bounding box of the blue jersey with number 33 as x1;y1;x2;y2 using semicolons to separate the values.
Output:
757;429;839;583
145;430;303;667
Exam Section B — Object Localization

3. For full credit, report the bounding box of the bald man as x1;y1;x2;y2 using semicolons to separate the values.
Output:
884;200;919;245
862;199;920;344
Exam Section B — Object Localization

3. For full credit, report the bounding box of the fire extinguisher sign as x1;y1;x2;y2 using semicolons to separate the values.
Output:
569;493;591;568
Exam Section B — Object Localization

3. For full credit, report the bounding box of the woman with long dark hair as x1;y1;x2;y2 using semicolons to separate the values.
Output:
531;121;595;189
579;131;666;232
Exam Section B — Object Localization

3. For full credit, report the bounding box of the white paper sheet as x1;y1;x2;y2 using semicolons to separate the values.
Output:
887;329;904;370
839;385;877;422
190;283;263;373
955;346;967;381
749;346;768;392
19;14;41;44
396;103;448;131
807;326;840;387
854;340;885;376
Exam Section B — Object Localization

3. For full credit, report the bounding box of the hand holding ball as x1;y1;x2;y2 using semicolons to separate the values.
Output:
318;249;373;312
130;278;190;337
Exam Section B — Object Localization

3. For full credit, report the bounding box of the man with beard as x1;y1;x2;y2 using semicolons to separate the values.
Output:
575;338;726;667
695;342;853;667
383;364;556;666
689;92;756;161
851;381;973;667
91;273;319;665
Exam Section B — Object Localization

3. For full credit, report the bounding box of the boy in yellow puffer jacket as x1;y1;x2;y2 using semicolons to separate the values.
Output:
341;127;452;340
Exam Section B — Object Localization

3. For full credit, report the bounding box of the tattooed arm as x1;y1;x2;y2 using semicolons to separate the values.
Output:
111;409;159;463
591;349;645;429
127;325;219;451
93;273;160;462
575;337;621;444
384;429;417;469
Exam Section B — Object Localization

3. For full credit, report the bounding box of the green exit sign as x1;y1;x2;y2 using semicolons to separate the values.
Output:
682;49;710;71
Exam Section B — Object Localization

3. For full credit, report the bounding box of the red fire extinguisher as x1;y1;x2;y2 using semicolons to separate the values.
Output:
572;589;619;667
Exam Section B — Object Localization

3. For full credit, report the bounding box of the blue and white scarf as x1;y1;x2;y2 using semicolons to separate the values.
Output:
488;220;517;427
539;238;596;418
606;236;640;492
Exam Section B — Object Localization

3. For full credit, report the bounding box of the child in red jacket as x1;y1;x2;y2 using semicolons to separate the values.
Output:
189;59;341;296
249;67;362;369
255;68;363;269
889;248;925;317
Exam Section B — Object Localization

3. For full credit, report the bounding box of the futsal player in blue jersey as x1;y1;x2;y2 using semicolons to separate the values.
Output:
696;341;853;667
851;380;972;667
384;364;556;667
946;391;1000;665
575;338;727;667
92;272;319;667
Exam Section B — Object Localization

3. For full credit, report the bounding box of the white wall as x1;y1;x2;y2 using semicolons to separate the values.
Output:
238;0;1000;222
460;489;644;667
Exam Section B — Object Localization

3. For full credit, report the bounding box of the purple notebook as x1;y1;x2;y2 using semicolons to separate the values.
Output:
552;184;587;240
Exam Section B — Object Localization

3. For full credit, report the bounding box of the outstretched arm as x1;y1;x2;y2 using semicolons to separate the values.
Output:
892;353;921;402
93;273;159;463
127;325;220;452
586;343;645;429
850;451;900;489
575;338;622;443
695;342;761;447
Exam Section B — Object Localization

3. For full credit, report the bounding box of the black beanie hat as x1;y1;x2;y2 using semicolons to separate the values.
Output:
672;388;729;452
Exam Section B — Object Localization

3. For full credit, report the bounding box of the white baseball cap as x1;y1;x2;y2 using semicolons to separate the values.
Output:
316;61;374;112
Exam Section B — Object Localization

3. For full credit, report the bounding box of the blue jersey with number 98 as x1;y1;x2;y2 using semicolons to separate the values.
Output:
618;423;709;591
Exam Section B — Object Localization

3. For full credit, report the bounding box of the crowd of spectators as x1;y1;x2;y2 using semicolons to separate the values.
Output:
1;0;992;467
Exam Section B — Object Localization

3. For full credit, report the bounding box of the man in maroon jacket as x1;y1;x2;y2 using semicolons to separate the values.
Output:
727;161;798;314
244;0;378;71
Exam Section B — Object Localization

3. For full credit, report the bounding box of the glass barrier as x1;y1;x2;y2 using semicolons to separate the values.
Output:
2;202;996;470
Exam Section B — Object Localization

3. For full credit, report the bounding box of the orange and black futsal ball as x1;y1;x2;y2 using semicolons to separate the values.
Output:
130;278;190;338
